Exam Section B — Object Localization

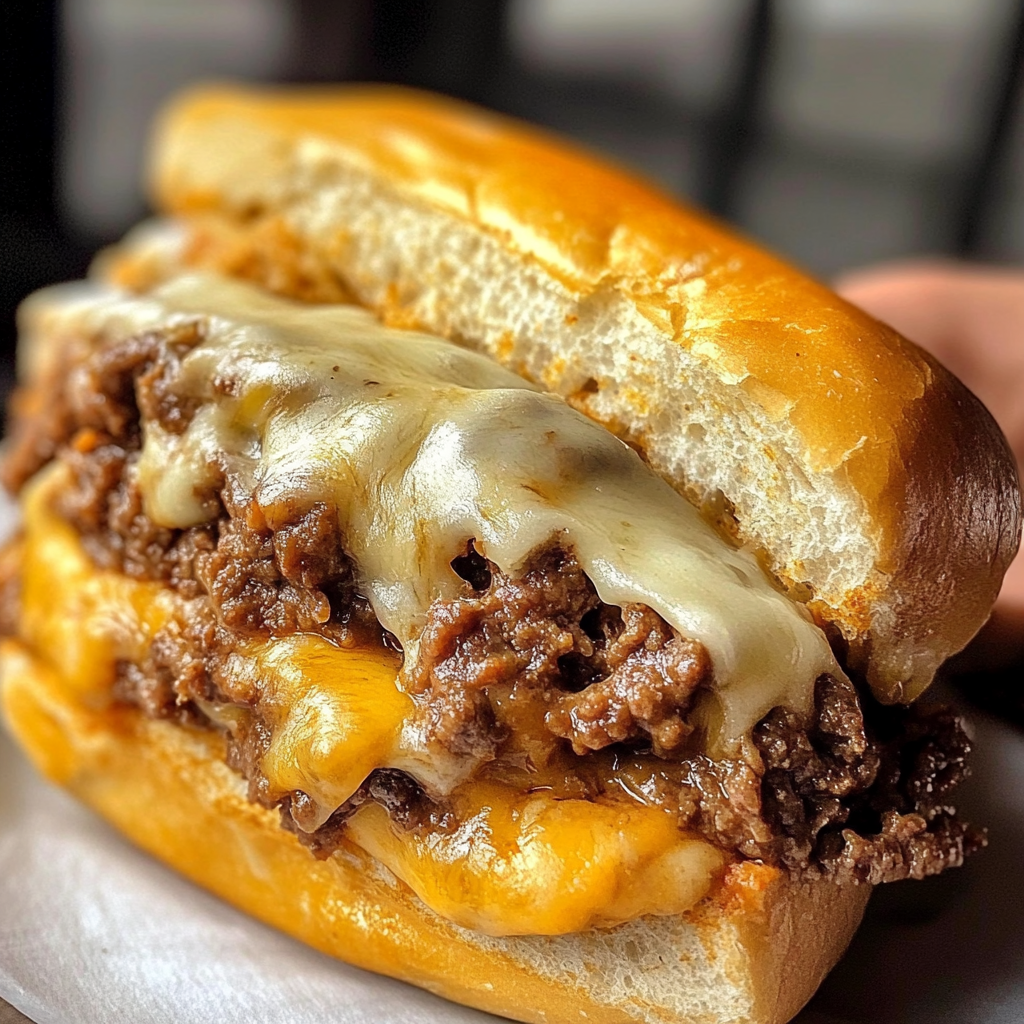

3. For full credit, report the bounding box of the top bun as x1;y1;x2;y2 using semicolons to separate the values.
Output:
144;84;1020;703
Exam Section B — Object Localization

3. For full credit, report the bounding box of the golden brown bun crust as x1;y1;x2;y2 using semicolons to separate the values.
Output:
146;85;1021;702
1;638;868;1024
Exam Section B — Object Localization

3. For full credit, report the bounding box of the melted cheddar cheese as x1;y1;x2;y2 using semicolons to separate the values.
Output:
347;788;724;936
19;468;178;700
17;469;726;935
255;637;408;816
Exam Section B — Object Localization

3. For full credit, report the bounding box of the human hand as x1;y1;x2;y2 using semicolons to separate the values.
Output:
836;261;1024;669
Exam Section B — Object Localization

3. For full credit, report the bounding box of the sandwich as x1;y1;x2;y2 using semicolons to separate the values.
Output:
0;85;1019;1024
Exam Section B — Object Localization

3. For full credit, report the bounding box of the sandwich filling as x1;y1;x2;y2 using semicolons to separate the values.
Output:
0;272;982;936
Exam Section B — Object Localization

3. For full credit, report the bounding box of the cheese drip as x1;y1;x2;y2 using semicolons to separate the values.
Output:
30;272;841;742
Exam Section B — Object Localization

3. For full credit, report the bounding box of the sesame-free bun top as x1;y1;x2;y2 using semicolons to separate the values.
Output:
146;84;1021;703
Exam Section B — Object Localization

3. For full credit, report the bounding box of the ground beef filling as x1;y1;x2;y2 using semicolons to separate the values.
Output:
409;543;711;760
0;327;983;884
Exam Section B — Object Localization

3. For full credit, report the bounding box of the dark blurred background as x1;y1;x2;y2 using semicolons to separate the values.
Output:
5;0;1024;400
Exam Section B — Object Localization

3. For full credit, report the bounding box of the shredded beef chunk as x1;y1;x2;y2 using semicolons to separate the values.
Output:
753;675;984;883
411;544;710;759
197;499;356;637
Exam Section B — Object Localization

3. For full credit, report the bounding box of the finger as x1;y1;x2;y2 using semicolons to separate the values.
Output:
834;259;958;297
834;263;963;356
953;552;1024;671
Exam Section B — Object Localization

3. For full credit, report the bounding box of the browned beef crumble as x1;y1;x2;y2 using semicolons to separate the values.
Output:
0;326;984;884
669;678;984;883
750;675;980;882
198;498;359;638
113;610;232;725
1;323;204;498
409;543;710;760
5;326;373;643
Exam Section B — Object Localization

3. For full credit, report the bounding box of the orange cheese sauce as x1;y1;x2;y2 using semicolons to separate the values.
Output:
348;787;724;935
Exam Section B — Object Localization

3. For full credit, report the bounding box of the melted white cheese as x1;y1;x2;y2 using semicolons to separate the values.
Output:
32;273;841;745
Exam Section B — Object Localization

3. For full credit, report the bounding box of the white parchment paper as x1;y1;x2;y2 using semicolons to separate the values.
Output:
1;494;1023;1024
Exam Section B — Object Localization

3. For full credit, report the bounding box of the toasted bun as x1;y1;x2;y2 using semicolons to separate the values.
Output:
140;84;1021;704
1;638;868;1024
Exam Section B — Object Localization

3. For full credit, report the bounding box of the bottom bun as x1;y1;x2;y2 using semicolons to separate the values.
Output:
0;638;869;1024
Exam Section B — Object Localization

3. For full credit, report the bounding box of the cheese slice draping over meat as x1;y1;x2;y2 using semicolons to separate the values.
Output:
24;271;841;747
